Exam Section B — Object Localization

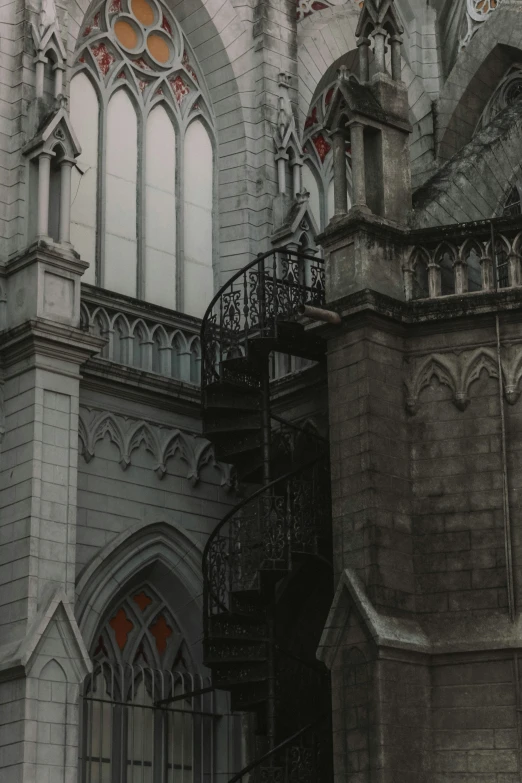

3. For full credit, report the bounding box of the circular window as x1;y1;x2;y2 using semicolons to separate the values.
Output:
147;32;170;64
114;19;139;50
131;0;155;26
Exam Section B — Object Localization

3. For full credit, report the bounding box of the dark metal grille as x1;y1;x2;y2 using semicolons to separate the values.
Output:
201;247;325;389
80;664;221;783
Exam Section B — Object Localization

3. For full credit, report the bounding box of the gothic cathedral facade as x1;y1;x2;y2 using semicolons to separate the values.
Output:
1;0;522;781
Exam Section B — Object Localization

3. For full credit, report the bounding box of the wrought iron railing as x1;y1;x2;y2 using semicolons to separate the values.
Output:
80;663;241;783
202;455;330;629
201;247;326;388
404;215;522;300
227;719;331;783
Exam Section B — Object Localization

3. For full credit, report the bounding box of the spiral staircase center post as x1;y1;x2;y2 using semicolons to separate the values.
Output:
261;354;272;486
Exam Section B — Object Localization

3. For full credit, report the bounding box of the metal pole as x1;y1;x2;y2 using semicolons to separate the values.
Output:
261;354;271;486
266;601;276;755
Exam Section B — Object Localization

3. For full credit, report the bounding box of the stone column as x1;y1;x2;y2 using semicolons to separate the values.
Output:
59;159;74;245
37;152;52;238
357;37;370;82
390;35;402;81
371;27;387;73
0;242;104;783
332;131;348;218
350;122;368;212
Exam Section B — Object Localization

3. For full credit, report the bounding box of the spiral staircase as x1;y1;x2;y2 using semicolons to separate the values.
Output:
200;247;334;782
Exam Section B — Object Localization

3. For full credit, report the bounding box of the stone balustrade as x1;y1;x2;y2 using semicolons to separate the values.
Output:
80;284;202;384
404;216;522;300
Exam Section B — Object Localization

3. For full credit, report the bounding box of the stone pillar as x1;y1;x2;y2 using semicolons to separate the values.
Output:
390;35;402;81
371;28;387;73
350;122;369;213
37;153;52;238
332;131;348;218
53;62;65;97
357;37;370;82
59;159;74;245
0;241;104;783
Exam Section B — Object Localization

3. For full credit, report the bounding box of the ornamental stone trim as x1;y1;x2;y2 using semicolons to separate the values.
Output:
404;344;522;414
78;408;235;488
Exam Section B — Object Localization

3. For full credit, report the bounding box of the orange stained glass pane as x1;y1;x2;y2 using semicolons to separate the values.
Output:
109;608;134;650
133;591;153;611
131;0;155;25
148;33;170;63
149;614;173;654
114;19;138;49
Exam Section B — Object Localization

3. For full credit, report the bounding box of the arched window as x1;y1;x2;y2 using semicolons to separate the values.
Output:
302;85;352;231
81;583;216;782
70;0;215;317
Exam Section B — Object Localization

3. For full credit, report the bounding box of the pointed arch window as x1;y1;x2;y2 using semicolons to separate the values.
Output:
81;584;215;782
70;0;215;317
302;84;352;231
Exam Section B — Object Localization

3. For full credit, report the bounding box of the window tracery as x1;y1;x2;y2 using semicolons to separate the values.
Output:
296;0;363;23
70;0;215;317
476;63;522;132
81;583;215;783
460;0;502;49
302;84;352;231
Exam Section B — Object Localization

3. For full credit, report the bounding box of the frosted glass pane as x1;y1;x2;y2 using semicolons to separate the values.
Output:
145;106;176;309
302;164;321;231
105;90;137;296
70;73;98;284
184;120;213;317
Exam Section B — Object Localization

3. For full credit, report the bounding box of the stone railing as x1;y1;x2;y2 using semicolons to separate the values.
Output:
80;284;202;384
404;216;522;301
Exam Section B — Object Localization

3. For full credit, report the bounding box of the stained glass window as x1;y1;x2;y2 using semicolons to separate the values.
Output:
70;0;215;317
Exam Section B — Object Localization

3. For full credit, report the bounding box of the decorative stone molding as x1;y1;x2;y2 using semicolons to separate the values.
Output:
460;0;502;49
404;348;500;414
404;345;522;414
78;409;235;488
31;0;67;99
296;0;362;23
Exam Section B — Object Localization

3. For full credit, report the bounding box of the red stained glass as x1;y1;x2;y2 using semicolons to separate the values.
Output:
149;614;173;655
304;106;318;129
161;15;172;35
182;50;199;84
109;608;133;650
93;635;108;657
109;0;121;13
134;57;152;71
91;42;116;76
133;591;153;611
312;133;331;163
169;75;190;104
325;87;334;106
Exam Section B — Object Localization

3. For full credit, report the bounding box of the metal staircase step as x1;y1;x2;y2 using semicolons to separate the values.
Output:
204;639;267;664
203;383;261;411
209;613;267;639
211;661;268;688
230;681;268;711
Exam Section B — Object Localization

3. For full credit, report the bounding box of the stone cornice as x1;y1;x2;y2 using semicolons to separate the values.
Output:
0;318;106;375
81;357;201;417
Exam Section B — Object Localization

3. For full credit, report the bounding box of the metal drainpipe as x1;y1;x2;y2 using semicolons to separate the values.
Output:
491;221;516;621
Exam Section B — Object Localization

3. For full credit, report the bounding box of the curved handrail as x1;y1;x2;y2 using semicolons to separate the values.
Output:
270;412;329;445
227;717;327;783
202;453;328;618
201;246;322;331
200;245;325;388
